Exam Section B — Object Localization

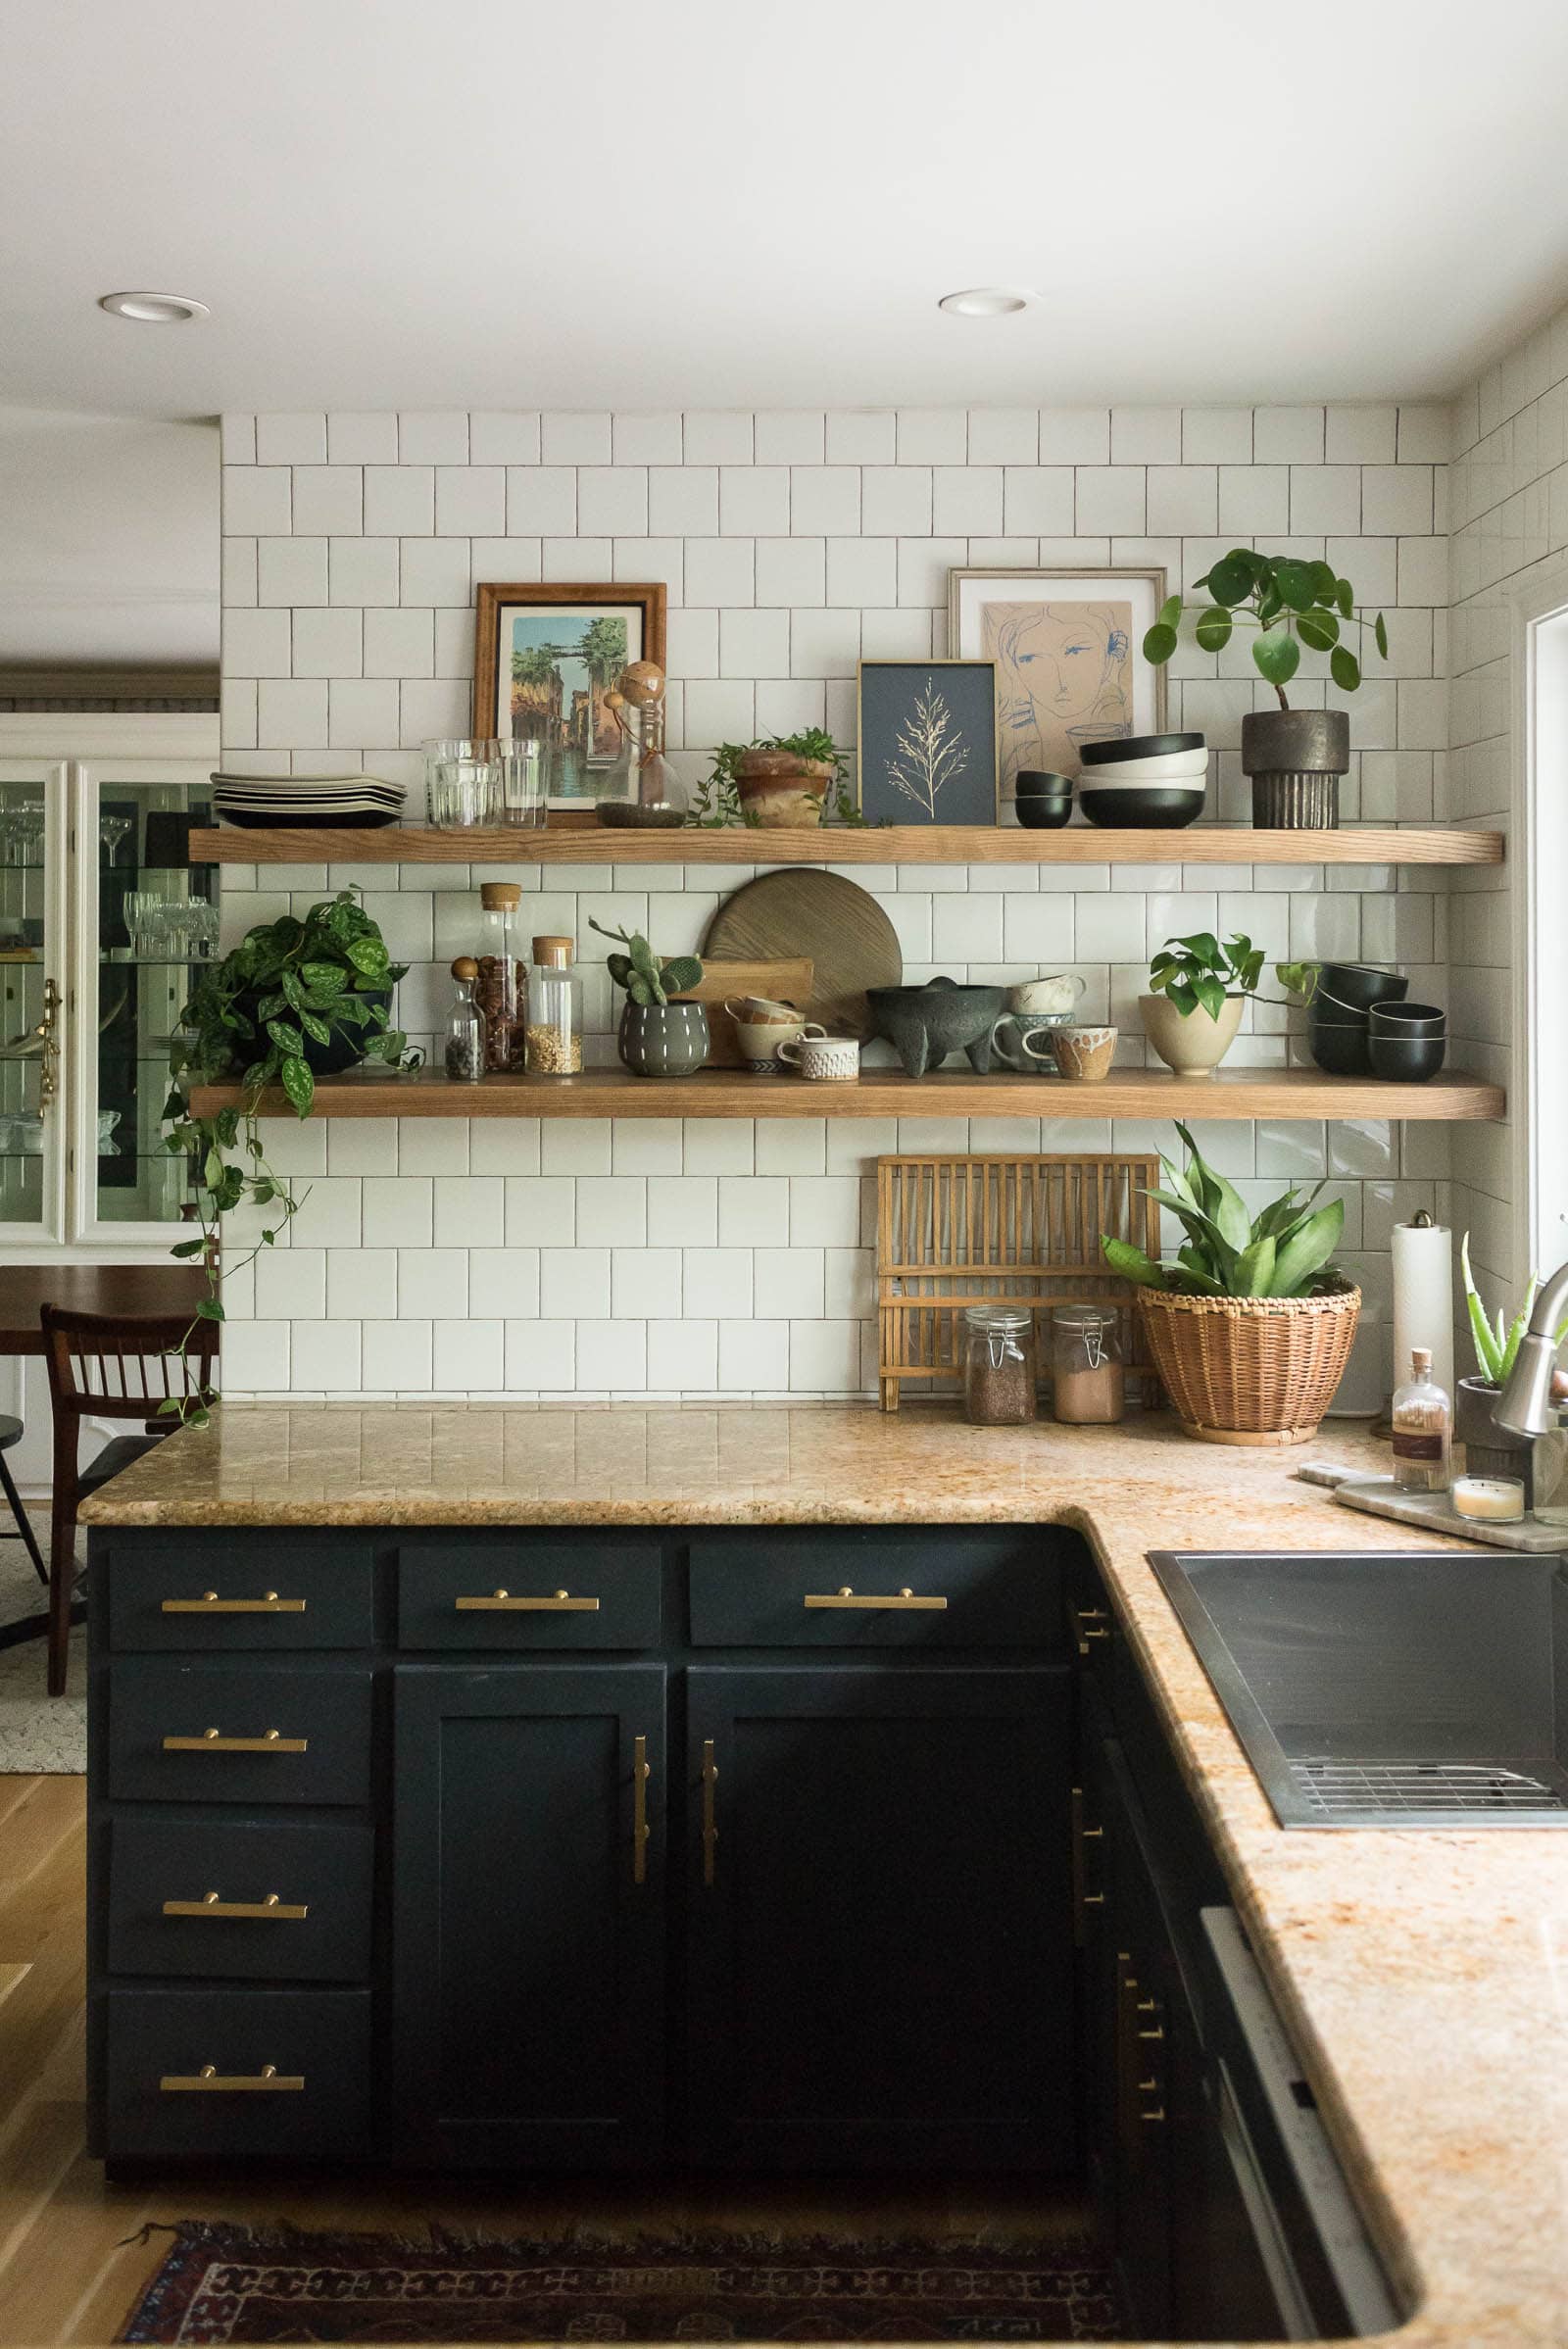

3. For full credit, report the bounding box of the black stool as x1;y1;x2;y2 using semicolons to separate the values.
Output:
0;1415;45;1583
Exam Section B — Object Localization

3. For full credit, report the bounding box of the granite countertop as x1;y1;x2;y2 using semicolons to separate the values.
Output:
83;1403;1568;2349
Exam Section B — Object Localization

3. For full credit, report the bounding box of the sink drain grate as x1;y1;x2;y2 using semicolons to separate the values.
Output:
1291;1758;1568;1819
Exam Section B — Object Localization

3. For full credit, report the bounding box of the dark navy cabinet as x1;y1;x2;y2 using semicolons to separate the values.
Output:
86;1522;1078;2173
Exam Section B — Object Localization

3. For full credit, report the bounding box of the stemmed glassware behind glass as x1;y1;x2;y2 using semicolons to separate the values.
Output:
100;814;133;868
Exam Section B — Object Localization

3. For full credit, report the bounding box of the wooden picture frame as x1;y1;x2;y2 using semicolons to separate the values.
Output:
947;566;1168;806
472;582;668;814
856;659;1001;826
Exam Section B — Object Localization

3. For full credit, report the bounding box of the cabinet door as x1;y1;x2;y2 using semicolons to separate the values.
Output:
391;1664;665;2167
685;1665;1073;2171
1096;1735;1176;2339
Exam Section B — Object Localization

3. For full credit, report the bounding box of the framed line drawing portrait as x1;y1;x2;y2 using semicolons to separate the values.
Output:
472;581;667;810
857;659;1000;826
948;567;1167;800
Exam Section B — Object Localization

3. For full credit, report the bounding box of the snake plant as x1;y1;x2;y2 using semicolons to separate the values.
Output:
1102;1124;1345;1300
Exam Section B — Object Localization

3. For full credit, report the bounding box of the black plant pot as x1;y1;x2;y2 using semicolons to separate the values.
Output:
1243;708;1350;830
1456;1374;1537;1502
234;984;394;1075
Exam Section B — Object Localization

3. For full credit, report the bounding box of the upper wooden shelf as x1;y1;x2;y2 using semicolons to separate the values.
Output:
190;1066;1505;1123
188;824;1504;869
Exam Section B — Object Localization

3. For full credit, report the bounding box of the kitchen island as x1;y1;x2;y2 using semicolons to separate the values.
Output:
80;1402;1568;2349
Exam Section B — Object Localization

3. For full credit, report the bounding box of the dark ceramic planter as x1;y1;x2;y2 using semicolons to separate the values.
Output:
866;976;1004;1077
1456;1374;1536;1501
235;983;393;1075
617;999;710;1078
1244;708;1350;830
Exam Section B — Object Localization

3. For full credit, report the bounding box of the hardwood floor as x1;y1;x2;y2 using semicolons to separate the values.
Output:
0;1774;1090;2346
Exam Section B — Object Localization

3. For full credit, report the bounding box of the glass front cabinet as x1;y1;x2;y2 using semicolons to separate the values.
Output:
0;719;220;1250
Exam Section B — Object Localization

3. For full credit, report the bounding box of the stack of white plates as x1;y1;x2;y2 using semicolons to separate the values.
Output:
211;772;406;831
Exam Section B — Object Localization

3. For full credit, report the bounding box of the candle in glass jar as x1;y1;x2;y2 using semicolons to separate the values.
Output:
1451;1475;1526;1522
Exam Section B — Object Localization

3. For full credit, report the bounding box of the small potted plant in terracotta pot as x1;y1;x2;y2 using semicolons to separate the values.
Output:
1142;552;1389;830
590;919;709;1077
692;731;855;830
1141;931;1263;1078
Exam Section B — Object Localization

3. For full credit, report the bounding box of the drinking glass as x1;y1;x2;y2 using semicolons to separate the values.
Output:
496;741;546;829
424;740;501;830
100;814;133;867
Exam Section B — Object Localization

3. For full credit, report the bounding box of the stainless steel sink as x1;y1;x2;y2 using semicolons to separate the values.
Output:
1147;1548;1568;1828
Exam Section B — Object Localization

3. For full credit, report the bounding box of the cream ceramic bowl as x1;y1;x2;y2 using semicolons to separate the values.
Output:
1074;750;1209;783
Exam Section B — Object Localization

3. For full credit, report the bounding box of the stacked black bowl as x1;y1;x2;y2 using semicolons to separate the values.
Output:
1368;1000;1446;1081
1306;963;1408;1075
1077;732;1207;828
1013;770;1074;829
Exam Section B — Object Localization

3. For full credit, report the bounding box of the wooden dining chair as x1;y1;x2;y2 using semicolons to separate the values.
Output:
40;1305;218;1697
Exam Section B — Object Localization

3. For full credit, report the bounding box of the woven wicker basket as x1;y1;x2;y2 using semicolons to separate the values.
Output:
1137;1283;1361;1445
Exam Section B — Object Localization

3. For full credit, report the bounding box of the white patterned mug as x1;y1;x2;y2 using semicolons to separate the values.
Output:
1008;973;1086;1017
778;1033;860;1081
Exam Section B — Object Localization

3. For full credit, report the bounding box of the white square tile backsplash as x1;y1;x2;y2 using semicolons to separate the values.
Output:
218;389;1505;1400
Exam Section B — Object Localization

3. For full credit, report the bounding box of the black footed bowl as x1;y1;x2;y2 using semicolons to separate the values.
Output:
866;976;1005;1077
1015;800;1074;829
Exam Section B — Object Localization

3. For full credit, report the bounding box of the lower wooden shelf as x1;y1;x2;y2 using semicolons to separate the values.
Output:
189;1065;1505;1122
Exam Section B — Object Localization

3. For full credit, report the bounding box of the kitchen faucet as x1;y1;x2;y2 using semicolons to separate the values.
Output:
1494;1257;1568;1437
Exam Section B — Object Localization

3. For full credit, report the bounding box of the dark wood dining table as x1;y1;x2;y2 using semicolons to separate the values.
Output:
0;1264;208;1355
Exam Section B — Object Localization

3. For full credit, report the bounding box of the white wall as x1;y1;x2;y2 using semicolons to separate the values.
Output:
0;407;219;666
217;401;1457;1401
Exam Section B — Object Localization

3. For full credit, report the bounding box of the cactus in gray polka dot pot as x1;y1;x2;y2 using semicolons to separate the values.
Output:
590;917;710;1079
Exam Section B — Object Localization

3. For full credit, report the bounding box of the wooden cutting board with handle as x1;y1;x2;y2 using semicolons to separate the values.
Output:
703;870;903;1040
672;958;814;1066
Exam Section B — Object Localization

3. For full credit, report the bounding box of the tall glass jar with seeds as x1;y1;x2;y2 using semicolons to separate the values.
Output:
526;934;583;1075
475;882;525;1071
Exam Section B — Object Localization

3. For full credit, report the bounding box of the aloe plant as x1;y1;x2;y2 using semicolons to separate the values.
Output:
1460;1232;1567;1384
589;917;703;1007
1102;1124;1345;1300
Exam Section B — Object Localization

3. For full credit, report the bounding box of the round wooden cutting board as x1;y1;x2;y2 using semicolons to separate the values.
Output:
703;869;903;1040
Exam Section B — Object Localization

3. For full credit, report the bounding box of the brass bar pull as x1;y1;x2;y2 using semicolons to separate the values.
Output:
803;1586;948;1610
1074;1606;1111;1655
1138;2025;1165;2041
454;1588;600;1612
633;1735;651;1886
1140;2105;1166;2125
35;978;60;1114
162;1728;309;1753
701;1738;718;1886
162;1590;306;1615
160;2064;304;2093
162;1891;309;1921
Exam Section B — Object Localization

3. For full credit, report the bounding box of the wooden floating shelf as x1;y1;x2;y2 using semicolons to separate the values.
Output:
191;1066;1505;1123
189;824;1504;869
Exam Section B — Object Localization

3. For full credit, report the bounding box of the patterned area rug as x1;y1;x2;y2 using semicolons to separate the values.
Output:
118;2225;1122;2343
0;1510;85;1773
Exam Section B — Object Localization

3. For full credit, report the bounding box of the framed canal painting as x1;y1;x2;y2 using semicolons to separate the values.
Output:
472;581;667;811
856;659;1000;826
947;566;1167;802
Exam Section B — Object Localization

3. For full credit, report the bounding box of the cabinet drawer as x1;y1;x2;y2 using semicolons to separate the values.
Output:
109;1819;372;1982
103;1986;369;2163
395;1536;662;1649
107;1661;372;1806
105;1533;372;1652
689;1530;1063;1649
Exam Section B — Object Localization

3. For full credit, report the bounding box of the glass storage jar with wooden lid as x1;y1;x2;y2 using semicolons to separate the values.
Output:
526;935;583;1075
476;883;525;1072
961;1304;1037;1426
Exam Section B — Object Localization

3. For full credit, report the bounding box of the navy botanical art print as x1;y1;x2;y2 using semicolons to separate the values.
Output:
857;659;1000;826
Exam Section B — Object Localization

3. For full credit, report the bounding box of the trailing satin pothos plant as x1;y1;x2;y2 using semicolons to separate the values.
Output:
160;892;415;1421
1102;1124;1347;1300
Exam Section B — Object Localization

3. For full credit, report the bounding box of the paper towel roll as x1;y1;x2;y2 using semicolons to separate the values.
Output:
1392;1216;1454;1401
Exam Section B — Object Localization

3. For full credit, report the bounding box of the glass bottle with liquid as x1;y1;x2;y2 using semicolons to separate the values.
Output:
1391;1346;1451;1493
444;957;486;1083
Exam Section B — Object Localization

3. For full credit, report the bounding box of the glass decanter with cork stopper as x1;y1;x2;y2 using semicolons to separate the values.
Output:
526;934;583;1075
476;882;525;1071
444;958;486;1083
1391;1346;1451;1493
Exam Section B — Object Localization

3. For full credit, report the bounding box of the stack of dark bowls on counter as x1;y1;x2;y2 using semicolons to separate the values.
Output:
1305;963;1446;1081
1076;733;1207;828
1013;769;1075;828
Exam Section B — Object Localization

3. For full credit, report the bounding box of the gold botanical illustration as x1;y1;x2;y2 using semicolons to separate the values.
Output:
886;683;970;817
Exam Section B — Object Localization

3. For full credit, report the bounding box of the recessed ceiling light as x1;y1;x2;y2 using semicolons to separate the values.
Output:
97;290;211;324
938;287;1031;318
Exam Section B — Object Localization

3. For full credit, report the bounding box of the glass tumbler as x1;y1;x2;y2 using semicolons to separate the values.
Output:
424;740;502;830
496;740;546;829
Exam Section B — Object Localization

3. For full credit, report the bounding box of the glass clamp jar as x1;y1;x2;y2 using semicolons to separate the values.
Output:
961;1304;1037;1427
1052;1306;1125;1425
444;957;486;1082
476;883;526;1072
526;934;583;1075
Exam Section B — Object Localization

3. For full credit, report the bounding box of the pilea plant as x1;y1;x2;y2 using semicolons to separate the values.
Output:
160;892;414;1420
1141;550;1389;709
587;917;703;1004
687;729;862;828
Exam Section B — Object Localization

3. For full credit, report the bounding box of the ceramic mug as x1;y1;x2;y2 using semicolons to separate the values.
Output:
1023;1022;1118;1082
726;1000;825;1073
778;1033;860;1081
1008;973;1086;1017
989;1009;1067;1070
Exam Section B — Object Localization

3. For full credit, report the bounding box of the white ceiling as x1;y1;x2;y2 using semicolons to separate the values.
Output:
3;0;1568;416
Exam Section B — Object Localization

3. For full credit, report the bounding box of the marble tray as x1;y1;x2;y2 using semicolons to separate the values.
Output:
1333;1473;1568;1553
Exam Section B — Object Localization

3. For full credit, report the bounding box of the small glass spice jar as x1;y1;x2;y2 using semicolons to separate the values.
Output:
961;1304;1037;1426
444;957;486;1082
1052;1306;1125;1425
526;933;583;1075
476;883;526;1072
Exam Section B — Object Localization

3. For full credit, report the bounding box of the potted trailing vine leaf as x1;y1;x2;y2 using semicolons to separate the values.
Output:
1142;551;1389;830
688;730;863;830
1141;931;1265;1078
160;892;415;1417
588;917;709;1076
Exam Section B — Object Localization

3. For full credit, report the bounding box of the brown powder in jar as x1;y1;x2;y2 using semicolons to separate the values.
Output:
1054;1356;1125;1424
